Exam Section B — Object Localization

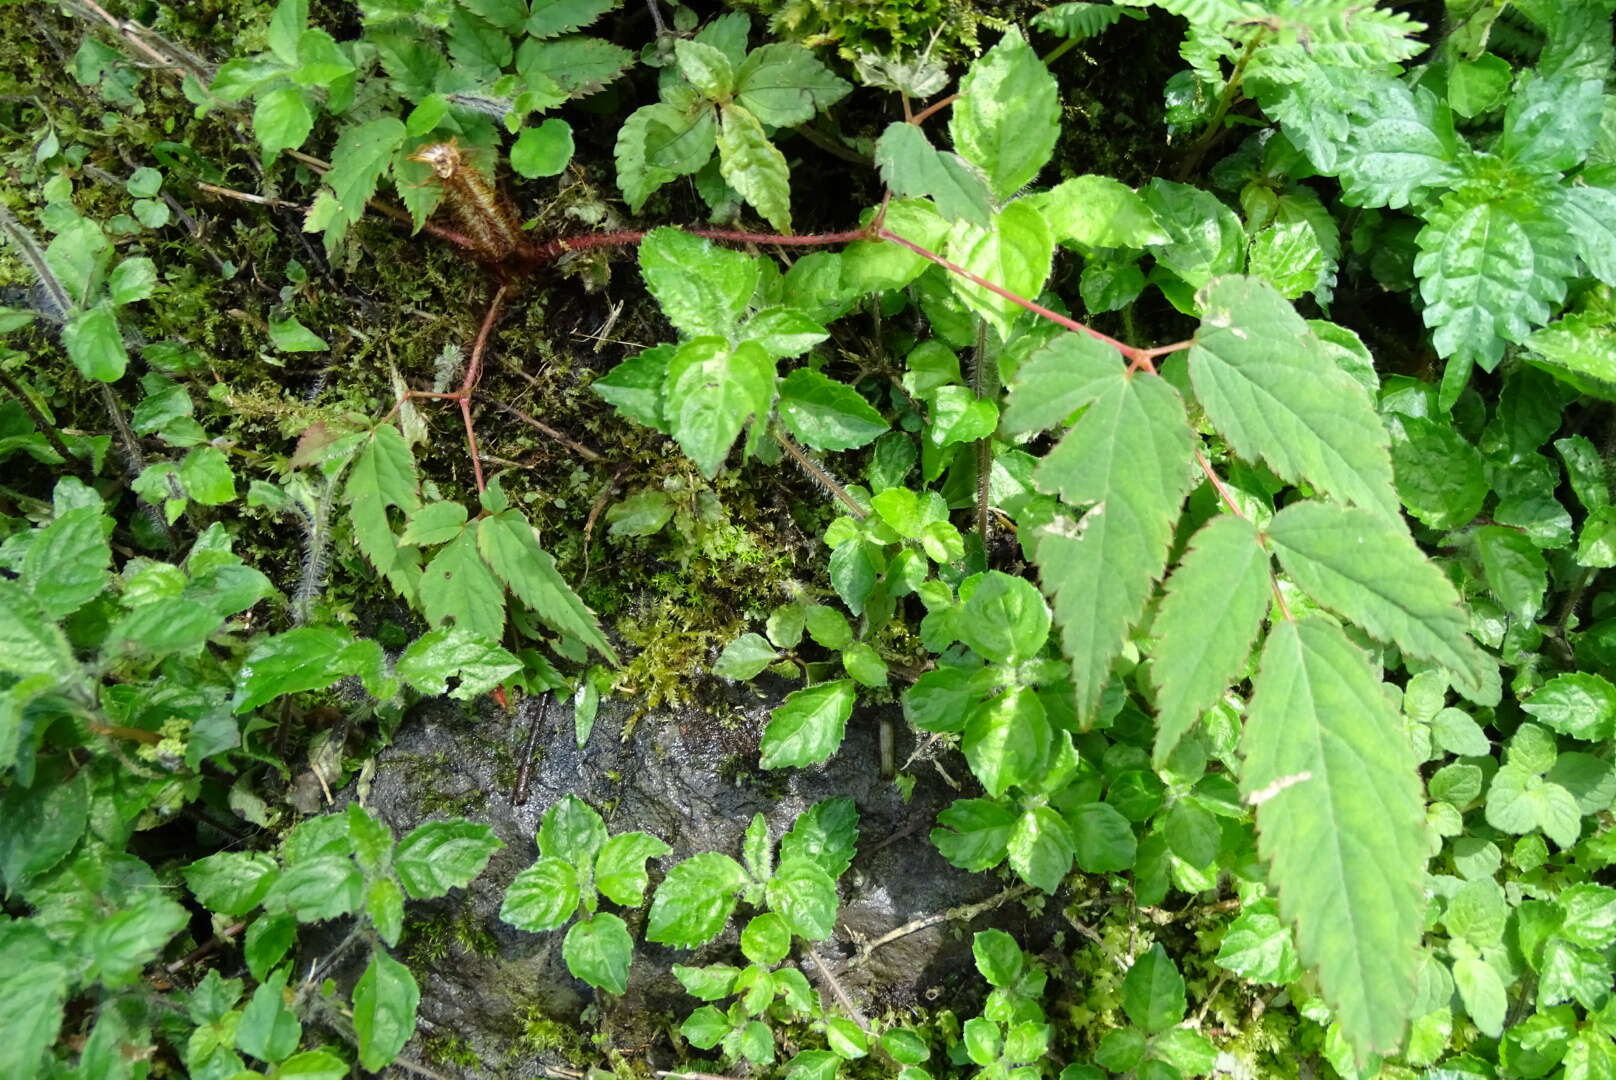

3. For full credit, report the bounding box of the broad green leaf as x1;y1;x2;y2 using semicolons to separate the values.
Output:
964;687;1051;798
1475;525;1548;622
184;851;280;916
949;27;1059;200
510;117;574;178
1265;501;1496;704
477;510;616;662
418;530;506;642
1555;182;1616;288
0;767;88;893
1002;331;1121;436
1414;185;1576;371
843;198;951;293
873;121;994;226
261;854;361;922
1190;276;1398;519
564;913;633;994
526;0;615;37
180;445;236;504
344;421;418;577
0;923;66;1076
1007;805;1074;892
1521;673;1616;741
717;103;792;232
1485;765;1581;848
1452;951;1506;1037
714;633;779;679
540;794;609;872
639;228;758;339
352;951;419;1071
646;852;748;947
1391;415;1488;529
238;967;301;1063
1122;944;1186;1034
232;626;355;712
1150;514;1270;765
777;369;886;451
1029;175;1167;249
1033;368;1195;717
944;200;1054;340
674;39;735;99
593;345;672;431
765;858;839;940
960;572;1050;663
22;504;109;619
395;820;502;899
734;43;850;127
396;626;520;700
518;35;632;98
779;797;858;879
842;642;887;687
932;797;1015;871
84;893;188;985
63;304;128;382
1248;219;1328;300
1333;83;1460;210
1524;311;1616;401
1215;908;1302;985
663;338;775;478
254;86;313;160
1500;73;1604;174
972;929;1025;987
614;105;680;211
760;680;856;769
595;831;671;906
1242;617;1427;1060
741;307;829;359
1143;179;1244;290
500;858;580;931
1067;801;1137;872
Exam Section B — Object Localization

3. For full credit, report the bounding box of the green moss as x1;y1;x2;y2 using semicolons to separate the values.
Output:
422;1031;482;1069
517;1006;590;1064
727;0;1014;60
405;905;499;967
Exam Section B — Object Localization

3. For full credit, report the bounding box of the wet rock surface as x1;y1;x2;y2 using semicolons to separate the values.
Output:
358;682;1022;1078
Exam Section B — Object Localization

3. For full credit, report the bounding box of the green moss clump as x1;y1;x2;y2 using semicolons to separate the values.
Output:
517;1006;590;1064
422;1031;481;1069
727;0;1012;60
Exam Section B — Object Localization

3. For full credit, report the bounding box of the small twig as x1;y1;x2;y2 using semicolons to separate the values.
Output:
805;948;869;1029
843;882;1034;972
1192;970;1230;1027
195;181;300;209
581;465;629;584
512;694;550;806
165;920;248;974
487;399;603;462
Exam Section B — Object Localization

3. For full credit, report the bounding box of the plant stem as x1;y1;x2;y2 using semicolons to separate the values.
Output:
971;319;995;550
772;424;867;520
0;366;76;464
1174;28;1268;180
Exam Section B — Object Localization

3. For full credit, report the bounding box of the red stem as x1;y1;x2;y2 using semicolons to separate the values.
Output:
460;285;510;494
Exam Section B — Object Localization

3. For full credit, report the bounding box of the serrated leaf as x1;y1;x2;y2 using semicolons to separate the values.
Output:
1002;331;1122;435
760;680;855;768
663;338;775;478
639;228;757;339
352;951;418;1071
1143;179;1245;290
1190;276;1399;518
777;369;887;451
717;103;791;233
1122;944;1186;1033
63;304;128;383
344;421;419;578
1521;673;1616;742
1266;500;1496;704
477;509;616;662
734;43;850;127
646;851;748;947
1552;181;1616;288
500;857;580;931
873;121;994;226
1033;368;1195;718
564;913;633;993
1334;82;1460;210
944;200;1054;340
1007;805;1074;892
314;117;406;248
517;35;632;97
526;0;616;38
1150;514;1270;765
395;820;503;899
595;831;671;906
1242;617;1427;1061
419;530;505;643
949;27;1059;200
1414;184;1577;371
1028;175;1168;249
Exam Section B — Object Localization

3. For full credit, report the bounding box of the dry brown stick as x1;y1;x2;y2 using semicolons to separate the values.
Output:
804;948;868;1029
842;882;1034;972
165;920;248;974
486;399;604;462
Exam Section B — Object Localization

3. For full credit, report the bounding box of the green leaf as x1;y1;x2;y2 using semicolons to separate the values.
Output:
741;307;829;359
1452;951;1506;1038
85;893;188;985
964;687;1050;798
949;27;1059;200
1391;415;1488;529
254;86;312;160
777;369;887;451
395;820;502;899
63;304;128;382
511;118;574;178
594;346;672;431
1033;368;1195;718
180;445;236;504
1265;501;1496;704
1143;179;1244;289
500;858;581;931
944;200;1054;340
959;572;1050;664
396;626;521;700
184;851;280;916
1215;908;1302;985
714;632;779;679
1028;175;1167;249
1190;276;1398;518
779;796;858;879
262;854;361;922
675;38;735;99
595;831;671;906
1500;73;1603;173
526;0;614;37
734;43;851;127
1002;331;1121;435
932;797;1015;871
1122;944;1186;1033
238;967;301;1063
400;501;468;547
0;768;88;893
1521;673;1616;742
0;921;68;1076
1150;514;1270;765
842;642;887;687
1007;805;1074;892
317;117;407;246
1067;801;1136;872
760;680;856;768
108;255;157;304
1414;185;1576;371
1334;83;1460;210
352;951;419;1071
1555;182;1616;288
344;421;419;577
646;851;748;947
1475;525;1549;622
1241;617;1427;1060
1485;764;1581;848
674;963;741;1001
717;103;792;233
477;509;617;662
663;338;775;477
873;122;994;226
766;858;839;940
564;913;633;994
22;505;109;619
